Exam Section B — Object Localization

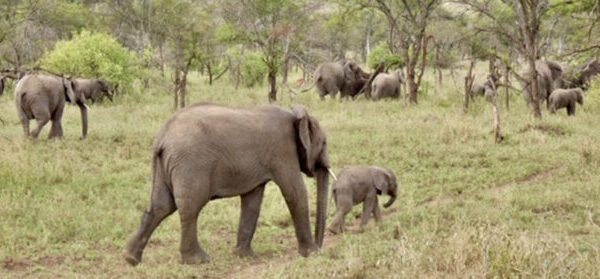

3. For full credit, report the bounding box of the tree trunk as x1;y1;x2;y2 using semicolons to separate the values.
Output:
159;42;165;79
173;70;180;110
464;60;475;113
268;70;277;102
207;62;213;85
504;65;510;110
407;64;418;104
180;69;187;108
489;76;503;143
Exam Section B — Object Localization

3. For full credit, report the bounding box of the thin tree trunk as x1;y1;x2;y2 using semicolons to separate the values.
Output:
504;65;510;110
268;69;277;102
159;42;165;79
207;62;213;85
173;70;180;110
489;76;503;143
464;60;475;113
180;69;187;108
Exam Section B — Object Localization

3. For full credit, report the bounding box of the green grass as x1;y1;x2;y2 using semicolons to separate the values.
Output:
1;70;599;278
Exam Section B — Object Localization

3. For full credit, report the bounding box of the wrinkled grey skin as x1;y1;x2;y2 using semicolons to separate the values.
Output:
549;88;583;116
314;60;370;100
74;78;113;103
371;70;404;100
123;104;331;266
328;166;398;234
521;60;563;108
14;74;88;139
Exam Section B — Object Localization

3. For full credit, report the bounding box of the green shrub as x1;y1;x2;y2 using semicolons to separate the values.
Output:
40;30;141;93
241;52;268;88
368;43;404;70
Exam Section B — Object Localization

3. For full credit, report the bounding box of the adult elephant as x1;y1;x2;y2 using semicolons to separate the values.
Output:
123;104;334;265
74;78;113;103
371;70;404;100
521;60;563;108
312;59;370;100
14;74;88;139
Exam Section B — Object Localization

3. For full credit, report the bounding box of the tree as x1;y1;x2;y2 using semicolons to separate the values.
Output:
361;0;441;104
221;0;312;102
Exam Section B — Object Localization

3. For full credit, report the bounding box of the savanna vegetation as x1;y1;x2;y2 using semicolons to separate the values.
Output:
1;0;600;278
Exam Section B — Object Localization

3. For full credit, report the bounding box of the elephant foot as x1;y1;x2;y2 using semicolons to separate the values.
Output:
233;247;256;258
181;251;211;265
122;249;142;266
298;243;319;257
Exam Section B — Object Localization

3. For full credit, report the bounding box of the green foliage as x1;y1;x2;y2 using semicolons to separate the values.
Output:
368;43;404;70
40;30;140;92
241;52;268;88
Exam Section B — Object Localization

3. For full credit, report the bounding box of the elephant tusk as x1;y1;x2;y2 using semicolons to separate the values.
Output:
327;168;337;181
84;104;91;110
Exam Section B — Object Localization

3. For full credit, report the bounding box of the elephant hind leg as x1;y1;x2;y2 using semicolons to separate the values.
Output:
328;191;352;235
567;103;576;116
48;105;65;139
123;179;176;266
173;176;211;264
234;183;266;257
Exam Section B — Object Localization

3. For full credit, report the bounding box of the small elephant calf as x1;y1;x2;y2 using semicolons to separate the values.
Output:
328;166;398;234
549;88;583;116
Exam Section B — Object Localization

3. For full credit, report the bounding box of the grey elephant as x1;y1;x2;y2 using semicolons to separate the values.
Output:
371;70;404;100
328;166;398;234
74;78;113;103
549;88;583;116
557;59;600;90
123;104;334;265
14;74;88;139
521;60;563;108
312;59;370;100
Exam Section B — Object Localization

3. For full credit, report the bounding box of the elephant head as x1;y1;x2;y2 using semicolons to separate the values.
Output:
394;70;405;84
62;77;89;139
292;105;330;247
372;168;398;208
97;79;114;102
343;61;370;81
574;88;584;105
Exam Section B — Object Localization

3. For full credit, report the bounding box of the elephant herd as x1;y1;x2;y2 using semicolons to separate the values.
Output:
311;59;404;101
470;58;600;116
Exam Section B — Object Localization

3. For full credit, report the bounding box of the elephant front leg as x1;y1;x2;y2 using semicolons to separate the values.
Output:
359;196;376;232
48;121;63;139
234;184;266;257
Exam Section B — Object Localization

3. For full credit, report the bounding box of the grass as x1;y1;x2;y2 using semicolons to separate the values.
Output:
1;69;599;278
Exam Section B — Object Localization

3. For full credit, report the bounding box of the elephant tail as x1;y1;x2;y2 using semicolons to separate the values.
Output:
151;145;172;194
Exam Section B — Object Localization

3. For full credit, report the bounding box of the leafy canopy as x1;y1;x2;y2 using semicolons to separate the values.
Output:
40;30;140;92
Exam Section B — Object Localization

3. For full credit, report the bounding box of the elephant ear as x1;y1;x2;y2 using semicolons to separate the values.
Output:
63;78;77;104
372;169;388;195
546;61;563;81
292;105;314;175
343;61;358;81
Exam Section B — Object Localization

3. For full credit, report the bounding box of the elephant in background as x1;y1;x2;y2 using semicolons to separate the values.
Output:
328;166;398;234
521;60;563;108
14;74;88;139
123;104;333;265
549;88;583;116
371;70;404;100
74;78;113;103
556;59;600;90
313;59;371;100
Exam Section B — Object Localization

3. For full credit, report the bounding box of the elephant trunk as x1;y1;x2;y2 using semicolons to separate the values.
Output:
383;192;396;208
79;103;88;139
314;168;329;248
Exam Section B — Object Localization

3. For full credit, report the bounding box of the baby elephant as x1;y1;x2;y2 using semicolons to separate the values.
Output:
328;166;398;234
549;88;583;116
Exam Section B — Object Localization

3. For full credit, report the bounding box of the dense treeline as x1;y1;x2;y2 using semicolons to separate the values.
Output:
0;0;599;114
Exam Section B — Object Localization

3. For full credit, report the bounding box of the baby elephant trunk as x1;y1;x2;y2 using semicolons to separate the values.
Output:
383;193;396;208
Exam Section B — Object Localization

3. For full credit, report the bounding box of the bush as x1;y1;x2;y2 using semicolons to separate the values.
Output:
241;52;268;88
368;43;404;70
40;30;141;93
